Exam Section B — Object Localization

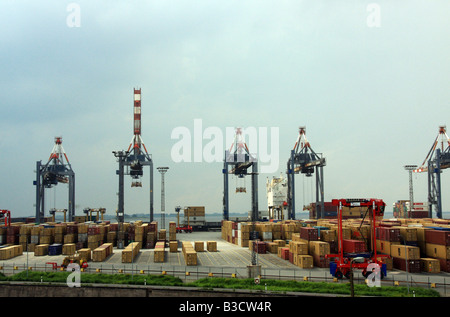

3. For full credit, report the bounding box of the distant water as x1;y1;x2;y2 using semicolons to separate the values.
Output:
58;211;450;228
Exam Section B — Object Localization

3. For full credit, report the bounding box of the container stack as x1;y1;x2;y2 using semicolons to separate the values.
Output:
0;227;6;245
159;229;166;241
0;245;22;260
249;240;266;254
169;221;177;241
18;224;32;251
93;243;113;262
40;226;54;245
29;226;41;251
135;223;148;247
122;242;140;263
146;221;158;249
288;237;311;268
77;223;88;248
87;225;102;250
6;225;20;245
184;206;205;228
154;241;165;262
54;224;66;244
390;244;421;273
182;241;197;266
424;229;450;272
65;224;78;245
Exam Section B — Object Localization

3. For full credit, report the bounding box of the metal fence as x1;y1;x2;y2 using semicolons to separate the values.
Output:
1;262;448;296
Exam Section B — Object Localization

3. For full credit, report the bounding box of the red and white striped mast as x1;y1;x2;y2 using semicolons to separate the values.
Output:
127;88;150;156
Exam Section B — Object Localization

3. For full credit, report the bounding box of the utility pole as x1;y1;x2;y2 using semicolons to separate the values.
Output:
404;165;417;218
157;167;169;229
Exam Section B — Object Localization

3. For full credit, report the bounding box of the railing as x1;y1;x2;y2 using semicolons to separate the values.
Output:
1;262;448;296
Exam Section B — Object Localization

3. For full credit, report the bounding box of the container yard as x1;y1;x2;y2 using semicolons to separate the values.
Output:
1;90;450;298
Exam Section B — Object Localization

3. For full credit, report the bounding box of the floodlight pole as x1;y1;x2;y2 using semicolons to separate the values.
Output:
157;167;169;229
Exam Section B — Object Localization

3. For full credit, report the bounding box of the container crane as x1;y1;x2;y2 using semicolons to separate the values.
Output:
223;128;258;222
413;126;450;218
113;88;154;248
34;137;75;223
326;198;388;280
286;127;325;219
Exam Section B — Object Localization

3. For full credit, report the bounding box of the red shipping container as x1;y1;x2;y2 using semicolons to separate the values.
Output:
376;227;400;242
343;239;367;253
88;226;100;235
392;257;421;273
411;211;429;218
148;222;157;232
280;247;290;260
66;225;78;234
253;241;266;254
425;230;450;246
300;227;318;241
438;259;450;272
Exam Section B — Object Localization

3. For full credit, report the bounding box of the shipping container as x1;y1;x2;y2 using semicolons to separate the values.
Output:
425;230;450;246
376;227;401;242
48;243;63;256
420;258;440;273
300;227;318;241
392;257;421;273
343;239;367;253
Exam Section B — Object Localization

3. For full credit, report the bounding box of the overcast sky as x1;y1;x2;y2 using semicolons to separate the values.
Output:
1;1;449;220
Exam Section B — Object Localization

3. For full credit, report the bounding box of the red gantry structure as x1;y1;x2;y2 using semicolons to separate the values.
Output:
326;198;388;280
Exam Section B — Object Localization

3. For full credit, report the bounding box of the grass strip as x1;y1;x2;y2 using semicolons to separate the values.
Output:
0;271;440;297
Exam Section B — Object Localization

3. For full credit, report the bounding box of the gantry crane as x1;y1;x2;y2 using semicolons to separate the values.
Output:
413;126;450;219
223;128;259;222
49;208;67;222
326;198;388;280
113;88;154;248
0;210;11;227
286;127;325;219
83;207;106;221
34;137;75;223
223;127;259;266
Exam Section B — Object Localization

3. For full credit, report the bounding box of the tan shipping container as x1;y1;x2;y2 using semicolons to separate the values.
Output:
376;240;400;256
296;255;313;268
420;258;440;273
77;248;92;262
169;241;178;252
207;241;217;252
63;243;76;255
425;243;450;259
289;241;308;255
309;241;331;256
34;244;49;256
390;245;420;260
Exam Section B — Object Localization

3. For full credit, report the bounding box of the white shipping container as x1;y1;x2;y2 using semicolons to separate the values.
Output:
262;231;272;240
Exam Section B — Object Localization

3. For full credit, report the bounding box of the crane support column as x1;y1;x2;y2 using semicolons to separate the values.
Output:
34;137;75;223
